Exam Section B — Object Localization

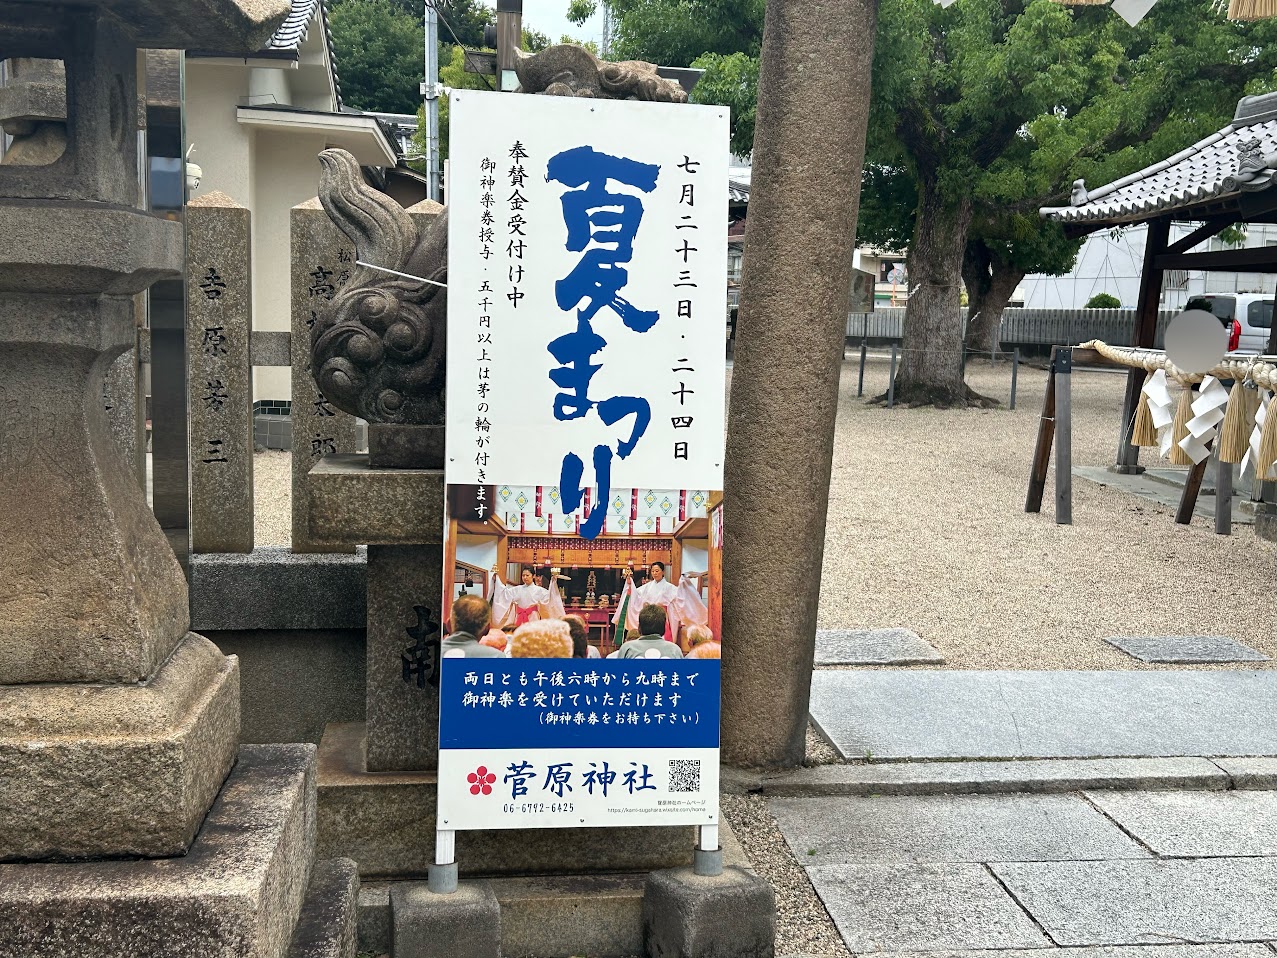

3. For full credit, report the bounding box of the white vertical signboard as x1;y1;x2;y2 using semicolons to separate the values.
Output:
445;91;729;520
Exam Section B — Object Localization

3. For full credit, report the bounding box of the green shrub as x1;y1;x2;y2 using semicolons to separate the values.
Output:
1085;293;1122;309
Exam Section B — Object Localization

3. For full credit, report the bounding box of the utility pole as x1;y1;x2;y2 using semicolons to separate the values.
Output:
423;0;441;201
495;0;522;92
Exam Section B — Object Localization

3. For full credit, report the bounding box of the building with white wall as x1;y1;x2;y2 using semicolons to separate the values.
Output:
184;0;399;409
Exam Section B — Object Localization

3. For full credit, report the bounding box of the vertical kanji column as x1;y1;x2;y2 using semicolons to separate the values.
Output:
186;190;253;553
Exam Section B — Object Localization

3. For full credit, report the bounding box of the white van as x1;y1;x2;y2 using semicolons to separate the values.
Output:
1184;294;1273;354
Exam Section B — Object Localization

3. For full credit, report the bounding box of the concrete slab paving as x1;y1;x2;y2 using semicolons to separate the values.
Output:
763;757;1230;797
991;858;1277;946
1103;635;1269;664
815;628;944;666
1214;758;1277;790
809;670;1277;761
806;862;1051;953
870;946;1273;958
771;794;1150;865
1084;790;1277;857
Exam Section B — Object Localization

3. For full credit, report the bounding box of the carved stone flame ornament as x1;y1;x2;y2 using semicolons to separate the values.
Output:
512;44;689;102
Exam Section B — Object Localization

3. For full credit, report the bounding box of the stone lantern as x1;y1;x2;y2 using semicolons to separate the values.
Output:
0;3;358;954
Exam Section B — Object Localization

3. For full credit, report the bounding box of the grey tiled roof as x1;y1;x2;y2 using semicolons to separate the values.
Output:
266;0;322;50
728;180;750;204
1042;92;1277;226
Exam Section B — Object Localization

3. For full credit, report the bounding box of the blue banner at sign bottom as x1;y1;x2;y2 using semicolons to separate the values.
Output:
438;658;721;830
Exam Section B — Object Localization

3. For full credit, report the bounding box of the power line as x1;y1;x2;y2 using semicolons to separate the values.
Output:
426;0;496;91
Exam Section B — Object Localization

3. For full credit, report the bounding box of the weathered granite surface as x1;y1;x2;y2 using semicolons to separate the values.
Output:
0;744;317;957
186;190;253;554
308;454;445;546
287;858;360;958
815;628;945;665
991;858;1277;946
1084;789;1277;857
807;862;1050;953
0;632;239;860
720;0;879;767
643;867;775;958
365;545;442;771
762;757;1231;797
771;793;1149;865
1103;634;1269;663
291;197;359;553
189;547;367;631
392;882;500;958
0;296;190;685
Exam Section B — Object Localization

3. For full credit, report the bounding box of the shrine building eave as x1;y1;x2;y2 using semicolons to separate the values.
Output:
1041;91;1277;235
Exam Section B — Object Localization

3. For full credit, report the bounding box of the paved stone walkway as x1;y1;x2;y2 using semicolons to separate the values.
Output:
775;789;1277;954
810;670;1277;761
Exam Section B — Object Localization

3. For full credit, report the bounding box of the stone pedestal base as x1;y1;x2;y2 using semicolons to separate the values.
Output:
642;866;776;958
316;722;694;878
0;631;240;860
0;744;354;958
391;882;500;958
1254;503;1277;542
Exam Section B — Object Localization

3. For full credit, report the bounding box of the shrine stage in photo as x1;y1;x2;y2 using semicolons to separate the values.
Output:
445;487;723;655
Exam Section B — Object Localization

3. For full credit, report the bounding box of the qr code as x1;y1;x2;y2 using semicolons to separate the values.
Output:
668;759;701;793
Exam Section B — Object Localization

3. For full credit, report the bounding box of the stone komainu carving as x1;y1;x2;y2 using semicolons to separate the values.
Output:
311;45;686;425
312;149;447;424
513;44;688;102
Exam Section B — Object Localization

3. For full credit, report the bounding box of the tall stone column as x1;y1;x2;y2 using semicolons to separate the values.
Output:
720;0;880;768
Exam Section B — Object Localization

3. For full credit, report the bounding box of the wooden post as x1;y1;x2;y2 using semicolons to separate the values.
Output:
1026;346;1058;513
1054;347;1073;525
1215;454;1233;536
1115;218;1171;472
1176;439;1214;525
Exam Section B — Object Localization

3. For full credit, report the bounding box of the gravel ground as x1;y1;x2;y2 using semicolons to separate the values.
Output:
253;353;1277;668
254;450;292;548
822;355;1277;670
721;793;849;958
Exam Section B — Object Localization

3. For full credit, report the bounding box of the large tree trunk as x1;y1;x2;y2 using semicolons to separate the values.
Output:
962;238;1025;356
891;181;985;407
721;0;878;769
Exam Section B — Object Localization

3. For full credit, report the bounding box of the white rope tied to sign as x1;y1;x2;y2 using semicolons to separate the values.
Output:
1077;339;1277;390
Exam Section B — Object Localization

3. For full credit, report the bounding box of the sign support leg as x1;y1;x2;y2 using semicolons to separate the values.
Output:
428;828;458;894
694;823;723;876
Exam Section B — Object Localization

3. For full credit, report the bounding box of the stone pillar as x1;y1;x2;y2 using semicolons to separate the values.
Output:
186;190;254;553
720;0;879;767
291;197;358;553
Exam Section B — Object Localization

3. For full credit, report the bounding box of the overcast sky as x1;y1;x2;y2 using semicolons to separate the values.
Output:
518;0;603;46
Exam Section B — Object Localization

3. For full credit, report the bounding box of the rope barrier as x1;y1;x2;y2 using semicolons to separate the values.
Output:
1076;340;1277;390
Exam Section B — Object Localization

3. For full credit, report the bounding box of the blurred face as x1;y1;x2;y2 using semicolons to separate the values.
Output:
521;570;534;585
650;563;664;582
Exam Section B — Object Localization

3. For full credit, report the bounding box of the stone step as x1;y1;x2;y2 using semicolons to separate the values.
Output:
360;873;661;958
288;858;361;958
0;744;318;958
757;757;1247;797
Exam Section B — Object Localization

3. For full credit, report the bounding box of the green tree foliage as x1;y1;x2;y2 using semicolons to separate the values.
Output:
378;0;493;47
1085;292;1122;308
689;52;758;156
568;0;764;65
868;0;1277;398
595;0;1277;403
328;0;424;115
412;44;495;166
